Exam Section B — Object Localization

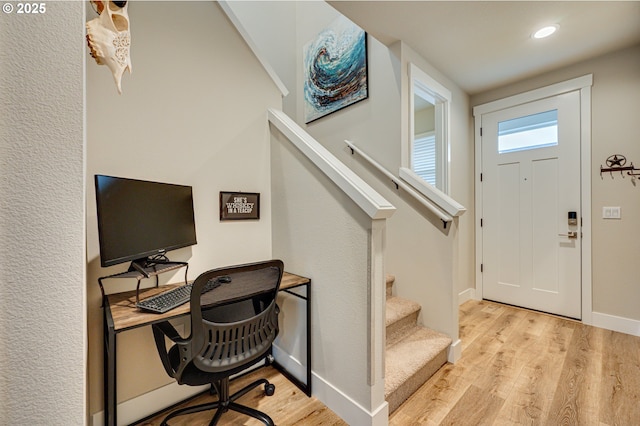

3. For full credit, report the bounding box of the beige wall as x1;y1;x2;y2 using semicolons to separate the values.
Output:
286;4;473;339
227;1;477;321
86;1;281;416
471;44;640;322
394;42;475;307
270;127;385;417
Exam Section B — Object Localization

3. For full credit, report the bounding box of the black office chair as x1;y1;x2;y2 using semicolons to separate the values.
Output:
152;259;284;426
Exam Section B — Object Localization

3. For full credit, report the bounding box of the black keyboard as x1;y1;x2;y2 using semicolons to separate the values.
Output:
136;279;223;314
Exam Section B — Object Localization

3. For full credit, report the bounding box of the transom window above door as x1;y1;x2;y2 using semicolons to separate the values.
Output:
498;109;558;154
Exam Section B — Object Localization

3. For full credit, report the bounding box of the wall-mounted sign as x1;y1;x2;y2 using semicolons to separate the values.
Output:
220;192;260;221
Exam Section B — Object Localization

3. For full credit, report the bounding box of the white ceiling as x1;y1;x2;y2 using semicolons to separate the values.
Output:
329;1;640;95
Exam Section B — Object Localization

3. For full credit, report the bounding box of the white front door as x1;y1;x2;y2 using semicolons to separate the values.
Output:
480;90;582;319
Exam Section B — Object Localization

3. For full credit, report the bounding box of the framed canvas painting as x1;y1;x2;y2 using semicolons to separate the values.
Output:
303;16;368;124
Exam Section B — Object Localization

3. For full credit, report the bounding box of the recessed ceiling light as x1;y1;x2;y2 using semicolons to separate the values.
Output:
533;25;559;39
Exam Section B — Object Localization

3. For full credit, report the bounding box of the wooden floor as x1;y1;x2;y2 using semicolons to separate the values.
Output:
136;366;347;426
390;300;640;426
139;300;640;425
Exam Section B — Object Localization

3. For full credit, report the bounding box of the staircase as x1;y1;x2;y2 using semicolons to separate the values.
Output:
385;275;452;413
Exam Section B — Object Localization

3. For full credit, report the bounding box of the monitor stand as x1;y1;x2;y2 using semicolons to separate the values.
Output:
98;258;189;305
129;260;151;278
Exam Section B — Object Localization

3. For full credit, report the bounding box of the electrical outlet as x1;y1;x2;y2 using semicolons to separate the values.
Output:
602;206;621;219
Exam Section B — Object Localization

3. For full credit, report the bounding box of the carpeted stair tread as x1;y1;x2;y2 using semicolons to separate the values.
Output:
385;326;451;413
386;296;421;344
384;273;452;414
386;274;395;298
386;296;420;326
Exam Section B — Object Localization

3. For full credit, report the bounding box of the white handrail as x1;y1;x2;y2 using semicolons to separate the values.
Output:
344;140;453;226
268;109;396;220
399;167;466;217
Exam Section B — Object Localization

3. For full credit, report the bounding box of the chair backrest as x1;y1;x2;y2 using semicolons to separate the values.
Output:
177;260;284;378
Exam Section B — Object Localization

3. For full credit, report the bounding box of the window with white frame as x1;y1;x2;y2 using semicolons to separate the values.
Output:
407;63;451;193
399;63;466;219
413;131;436;186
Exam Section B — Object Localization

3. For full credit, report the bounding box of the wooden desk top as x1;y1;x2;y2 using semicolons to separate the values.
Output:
106;272;310;332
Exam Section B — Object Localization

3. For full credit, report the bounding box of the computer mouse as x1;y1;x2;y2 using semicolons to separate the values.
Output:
216;275;232;284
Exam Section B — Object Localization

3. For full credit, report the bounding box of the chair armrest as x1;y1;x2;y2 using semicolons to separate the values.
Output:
153;321;187;344
152;321;188;378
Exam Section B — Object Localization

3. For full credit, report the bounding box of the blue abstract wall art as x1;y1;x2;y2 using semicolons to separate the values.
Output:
303;16;368;124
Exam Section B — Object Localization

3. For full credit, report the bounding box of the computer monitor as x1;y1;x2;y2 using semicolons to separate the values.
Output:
94;175;198;268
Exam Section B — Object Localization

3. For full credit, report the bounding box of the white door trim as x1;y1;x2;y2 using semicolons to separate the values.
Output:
473;74;593;324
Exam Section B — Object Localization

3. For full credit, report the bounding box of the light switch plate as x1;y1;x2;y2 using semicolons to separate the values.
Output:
602;206;621;219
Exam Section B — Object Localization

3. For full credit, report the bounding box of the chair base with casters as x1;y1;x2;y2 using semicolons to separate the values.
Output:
160;376;276;426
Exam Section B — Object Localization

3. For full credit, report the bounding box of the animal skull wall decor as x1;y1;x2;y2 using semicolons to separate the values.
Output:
86;1;132;94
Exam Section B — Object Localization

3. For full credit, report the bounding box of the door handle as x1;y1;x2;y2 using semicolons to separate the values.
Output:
558;231;578;239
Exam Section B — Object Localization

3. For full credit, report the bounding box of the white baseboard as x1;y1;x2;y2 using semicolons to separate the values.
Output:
312;371;388;426
370;400;391;426
273;343;387;425
458;287;476;305
448;338;462;363
91;381;209;426
592;311;640;337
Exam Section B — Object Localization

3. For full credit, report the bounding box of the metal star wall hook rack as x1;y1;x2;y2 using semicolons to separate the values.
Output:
600;154;640;178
